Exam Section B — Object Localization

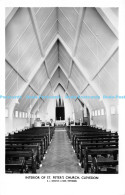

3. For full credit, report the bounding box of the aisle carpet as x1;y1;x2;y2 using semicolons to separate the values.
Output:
37;129;84;173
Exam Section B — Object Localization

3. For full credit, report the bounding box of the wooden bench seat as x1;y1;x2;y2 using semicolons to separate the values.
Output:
75;137;118;154
6;137;47;154
91;156;118;174
6;144;42;166
6;160;26;173
6;139;45;160
82;147;118;173
6;150;37;173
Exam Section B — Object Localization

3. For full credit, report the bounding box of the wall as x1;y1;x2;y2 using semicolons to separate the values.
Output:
92;114;118;132
5;117;28;133
92;115;107;129
111;114;118;132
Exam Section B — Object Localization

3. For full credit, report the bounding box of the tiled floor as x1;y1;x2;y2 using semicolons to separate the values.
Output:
37;129;84;173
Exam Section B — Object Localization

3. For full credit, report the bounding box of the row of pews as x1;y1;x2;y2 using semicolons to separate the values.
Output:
5;127;55;173
66;125;118;174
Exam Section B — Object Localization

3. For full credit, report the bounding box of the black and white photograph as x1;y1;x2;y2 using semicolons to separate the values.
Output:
0;0;125;195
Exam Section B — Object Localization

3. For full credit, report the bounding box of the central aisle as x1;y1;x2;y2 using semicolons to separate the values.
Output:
37;129;84;173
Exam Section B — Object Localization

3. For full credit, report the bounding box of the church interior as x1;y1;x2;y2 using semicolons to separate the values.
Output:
5;7;119;174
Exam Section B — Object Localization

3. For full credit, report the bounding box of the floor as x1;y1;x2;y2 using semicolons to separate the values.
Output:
37;129;84;174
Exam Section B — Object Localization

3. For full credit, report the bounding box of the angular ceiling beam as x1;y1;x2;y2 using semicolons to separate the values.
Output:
6;7;19;27
92;40;118;80
5;58;28;83
59;64;92;111
96;8;118;38
28;8;45;57
73;8;86;56
67;8;86;88
58;35;107;108
9;35;58;108
28;8;52;88
30;64;59;112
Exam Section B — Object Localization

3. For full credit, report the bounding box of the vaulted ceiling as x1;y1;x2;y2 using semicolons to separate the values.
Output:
5;7;118;114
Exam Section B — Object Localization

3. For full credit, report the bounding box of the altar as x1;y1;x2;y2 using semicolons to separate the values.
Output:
55;120;66;126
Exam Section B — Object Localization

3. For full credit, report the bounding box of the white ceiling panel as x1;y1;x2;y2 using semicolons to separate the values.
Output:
59;7;79;30
7;23;35;64
105;53;118;85
76;35;99;78
59;69;68;89
15;87;36;111
81;85;104;109
59;43;71;75
39;8;57;41
94;74;118;99
50;68;59;87
46;43;58;62
33;8;40;14
58;22;73;50
74;7;80;14
70;63;88;93
5;67;25;95
42;22;57;52
58;8;76;40
67;83;78;97
81;22;107;62
31;98;43;113
47;54;58;76
35;7;54;29
6;8;31;54
84;8;117;50
46;43;58;76
30;63;48;93
5;77;25;107
5;61;12;78
41;83;51;96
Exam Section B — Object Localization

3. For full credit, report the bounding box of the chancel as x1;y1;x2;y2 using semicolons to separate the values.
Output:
5;7;119;174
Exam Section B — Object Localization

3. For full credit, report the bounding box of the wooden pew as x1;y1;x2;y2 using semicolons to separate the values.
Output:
6;150;37;173
82;147;118;173
6;160;26;173
91;156;118;174
79;141;118;162
6;137;46;154
6;144;42;166
6;139;45;160
75;137;118;155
